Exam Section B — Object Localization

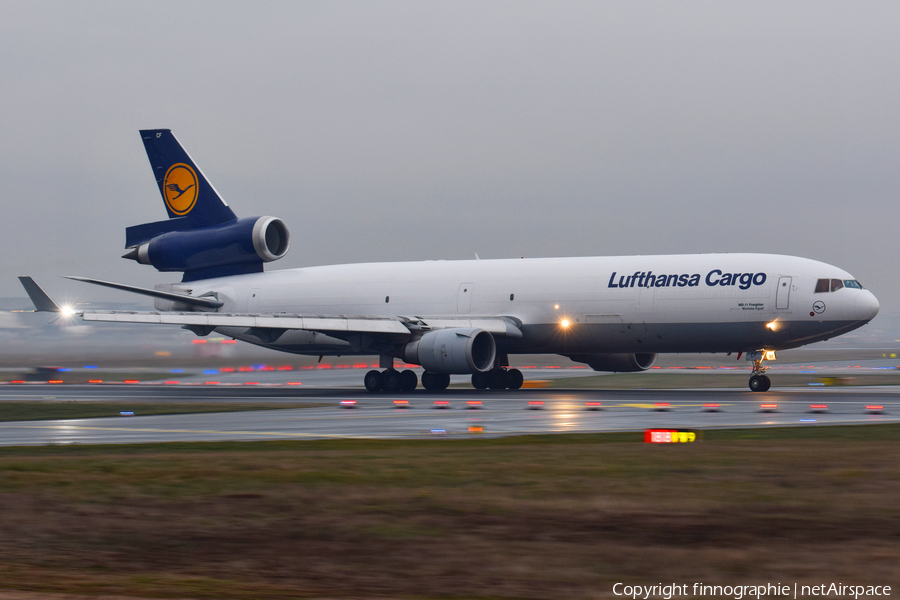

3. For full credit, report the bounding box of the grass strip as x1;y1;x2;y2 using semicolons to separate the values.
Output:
0;402;327;422
0;425;897;598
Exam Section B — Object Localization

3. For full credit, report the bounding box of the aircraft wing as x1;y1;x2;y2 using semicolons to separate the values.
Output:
79;311;523;338
20;276;523;339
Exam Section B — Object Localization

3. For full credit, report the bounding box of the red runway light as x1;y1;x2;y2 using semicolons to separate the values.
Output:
48;380;63;384
810;404;828;409
191;339;207;344
124;380;139;384
88;380;103;384
220;367;235;372
205;381;220;385
340;400;357;406
238;366;253;372
761;403;778;409
703;403;720;407
286;382;302;386
654;402;670;407
434;400;450;405
585;402;602;406
165;381;179;384
466;400;482;405
393;399;409;405
221;339;237;344
866;405;884;411
528;401;544;405
245;382;259;385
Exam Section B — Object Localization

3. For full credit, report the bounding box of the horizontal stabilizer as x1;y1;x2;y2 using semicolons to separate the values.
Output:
18;277;61;312
64;277;224;309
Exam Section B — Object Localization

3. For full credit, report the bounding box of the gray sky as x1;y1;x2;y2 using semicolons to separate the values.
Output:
3;1;899;316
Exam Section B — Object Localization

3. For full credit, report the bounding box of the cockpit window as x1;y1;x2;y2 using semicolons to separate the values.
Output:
816;278;863;293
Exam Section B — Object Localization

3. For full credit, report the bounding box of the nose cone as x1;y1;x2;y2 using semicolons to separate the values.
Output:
855;290;879;322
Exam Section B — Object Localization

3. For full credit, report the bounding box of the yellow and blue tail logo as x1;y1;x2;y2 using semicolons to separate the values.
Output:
163;163;199;215
138;129;236;224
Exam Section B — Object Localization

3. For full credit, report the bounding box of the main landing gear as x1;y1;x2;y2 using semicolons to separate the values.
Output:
471;368;524;391
745;350;773;392
364;369;420;393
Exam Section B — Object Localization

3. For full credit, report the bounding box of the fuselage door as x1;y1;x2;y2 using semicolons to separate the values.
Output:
776;277;792;310
457;283;473;314
248;288;261;313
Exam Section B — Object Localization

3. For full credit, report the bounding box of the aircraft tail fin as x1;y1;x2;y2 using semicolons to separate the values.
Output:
129;129;236;247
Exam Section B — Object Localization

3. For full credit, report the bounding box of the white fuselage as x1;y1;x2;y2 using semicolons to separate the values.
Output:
172;253;879;358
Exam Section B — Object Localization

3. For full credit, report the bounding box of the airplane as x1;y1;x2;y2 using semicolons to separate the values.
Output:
20;129;880;393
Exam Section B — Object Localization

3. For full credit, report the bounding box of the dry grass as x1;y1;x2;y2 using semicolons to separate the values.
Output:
0;430;898;599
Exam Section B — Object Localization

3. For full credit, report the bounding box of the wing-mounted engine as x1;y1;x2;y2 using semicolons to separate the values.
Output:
403;328;496;374
566;352;657;372
124;216;290;281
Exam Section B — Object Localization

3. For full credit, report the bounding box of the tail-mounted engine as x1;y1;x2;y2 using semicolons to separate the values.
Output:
124;216;290;281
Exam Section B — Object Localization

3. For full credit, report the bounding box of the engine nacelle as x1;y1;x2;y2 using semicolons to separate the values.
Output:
404;328;496;374
567;352;657;372
129;216;290;277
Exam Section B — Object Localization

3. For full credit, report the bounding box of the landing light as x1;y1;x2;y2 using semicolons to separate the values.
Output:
560;319;570;328
765;320;780;331
60;305;76;318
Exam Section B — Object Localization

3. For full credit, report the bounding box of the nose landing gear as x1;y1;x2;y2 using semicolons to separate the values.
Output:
745;350;773;392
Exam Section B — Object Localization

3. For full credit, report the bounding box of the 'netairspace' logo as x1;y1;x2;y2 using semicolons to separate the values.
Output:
163;163;198;215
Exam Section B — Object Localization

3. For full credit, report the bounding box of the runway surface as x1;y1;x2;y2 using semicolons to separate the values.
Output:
0;382;897;445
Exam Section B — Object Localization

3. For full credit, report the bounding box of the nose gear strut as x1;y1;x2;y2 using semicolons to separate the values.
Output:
745;350;773;392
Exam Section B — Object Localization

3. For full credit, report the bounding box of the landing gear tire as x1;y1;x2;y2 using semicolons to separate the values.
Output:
364;370;383;392
382;369;401;393
472;371;489;390
422;372;451;391
399;369;418;392
422;371;438;391
506;368;524;390
488;368;510;390
437;374;450;390
749;374;771;392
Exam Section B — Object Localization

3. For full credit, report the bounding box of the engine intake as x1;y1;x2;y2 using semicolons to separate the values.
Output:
126;216;290;279
567;352;657;372
404;328;496;374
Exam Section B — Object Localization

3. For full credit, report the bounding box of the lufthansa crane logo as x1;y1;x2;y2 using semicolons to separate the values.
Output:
163;163;198;215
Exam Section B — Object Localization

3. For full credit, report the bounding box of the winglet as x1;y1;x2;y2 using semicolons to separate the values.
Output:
18;277;62;312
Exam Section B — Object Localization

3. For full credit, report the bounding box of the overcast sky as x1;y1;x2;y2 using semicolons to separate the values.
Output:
3;1;899;316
